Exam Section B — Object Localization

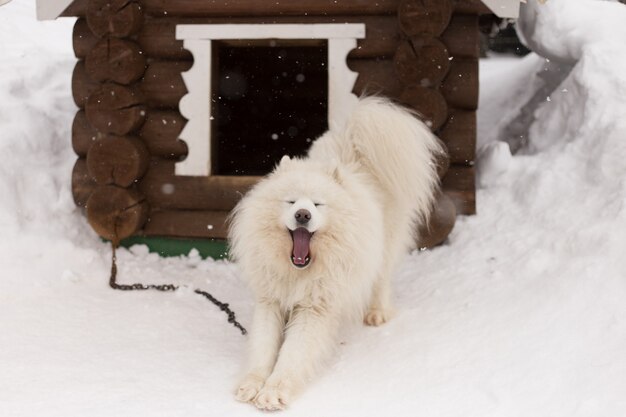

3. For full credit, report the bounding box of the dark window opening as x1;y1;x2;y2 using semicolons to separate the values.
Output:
212;40;329;176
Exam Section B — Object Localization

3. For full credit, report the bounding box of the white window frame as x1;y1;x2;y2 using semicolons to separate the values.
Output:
174;23;365;177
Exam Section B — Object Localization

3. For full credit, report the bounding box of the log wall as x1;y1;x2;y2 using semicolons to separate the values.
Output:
72;0;151;245
68;0;486;248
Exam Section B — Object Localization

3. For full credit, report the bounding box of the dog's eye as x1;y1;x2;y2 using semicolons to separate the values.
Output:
314;203;324;207
286;200;295;204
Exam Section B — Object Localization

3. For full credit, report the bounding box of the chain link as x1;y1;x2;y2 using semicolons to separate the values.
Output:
109;244;247;335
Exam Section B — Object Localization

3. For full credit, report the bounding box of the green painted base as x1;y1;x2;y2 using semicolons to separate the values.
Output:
119;236;230;260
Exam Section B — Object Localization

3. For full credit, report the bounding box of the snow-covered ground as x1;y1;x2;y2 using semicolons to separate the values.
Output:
1;1;625;416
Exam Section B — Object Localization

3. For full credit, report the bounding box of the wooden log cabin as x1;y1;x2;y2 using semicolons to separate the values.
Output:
38;0;518;255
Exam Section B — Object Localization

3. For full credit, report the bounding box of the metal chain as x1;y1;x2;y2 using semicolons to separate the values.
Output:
109;244;247;335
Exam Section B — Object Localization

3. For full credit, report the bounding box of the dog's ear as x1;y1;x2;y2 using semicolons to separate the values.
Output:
273;155;292;172
279;155;291;166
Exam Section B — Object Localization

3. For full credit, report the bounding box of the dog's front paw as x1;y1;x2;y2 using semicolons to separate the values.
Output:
235;374;265;403
364;308;394;326
254;384;291;411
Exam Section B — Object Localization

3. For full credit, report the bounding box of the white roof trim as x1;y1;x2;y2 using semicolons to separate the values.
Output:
34;0;522;21
176;23;366;40
36;0;74;20
482;0;522;19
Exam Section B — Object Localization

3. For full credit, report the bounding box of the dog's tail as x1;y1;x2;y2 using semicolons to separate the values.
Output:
343;96;444;225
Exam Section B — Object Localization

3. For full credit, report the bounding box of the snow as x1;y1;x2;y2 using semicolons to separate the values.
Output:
1;0;626;416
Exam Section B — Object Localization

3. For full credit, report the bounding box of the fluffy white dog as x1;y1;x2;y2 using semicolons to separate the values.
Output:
229;97;443;410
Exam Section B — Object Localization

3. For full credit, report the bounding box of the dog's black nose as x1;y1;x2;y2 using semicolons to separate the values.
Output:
295;209;311;224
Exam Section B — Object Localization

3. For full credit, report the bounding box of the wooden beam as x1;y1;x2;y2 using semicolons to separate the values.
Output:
138;161;259;211
139;0;400;17
441;14;480;58
73;60;191;109
73;109;188;159
74;106;474;165
78;58;473;110
62;0;493;18
75;16;401;60
442;165;475;214
439;109;476;164
74;14;479;61
142;210;230;239
398;84;449;131
440;58;479;110
398;0;453;37
393;37;450;87
86;0;143;38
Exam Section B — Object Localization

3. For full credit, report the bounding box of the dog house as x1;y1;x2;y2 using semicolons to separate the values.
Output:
39;0;518;254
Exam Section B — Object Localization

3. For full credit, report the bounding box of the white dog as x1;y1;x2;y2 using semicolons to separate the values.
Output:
228;97;443;410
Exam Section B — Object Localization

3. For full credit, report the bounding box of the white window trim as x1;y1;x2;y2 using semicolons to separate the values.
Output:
174;23;365;177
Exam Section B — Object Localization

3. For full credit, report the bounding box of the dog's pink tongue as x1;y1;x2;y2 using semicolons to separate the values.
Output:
292;228;311;265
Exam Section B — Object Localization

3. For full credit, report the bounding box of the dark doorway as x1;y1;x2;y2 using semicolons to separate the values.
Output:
212;41;329;176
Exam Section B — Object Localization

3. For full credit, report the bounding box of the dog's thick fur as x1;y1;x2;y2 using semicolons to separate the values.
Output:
228;97;443;410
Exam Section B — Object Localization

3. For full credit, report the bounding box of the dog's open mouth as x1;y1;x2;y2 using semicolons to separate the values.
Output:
289;227;313;268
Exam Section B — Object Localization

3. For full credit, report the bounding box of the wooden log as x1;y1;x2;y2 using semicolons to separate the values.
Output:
398;84;448;131
416;191;456;248
74;16;401;60
85;83;146;135
435;141;450;179
73;60;187;109
86;0;143;38
72;158;257;211
72;61;99;108
73;18;98;59
74;109;188;158
74;15;478;62
441;14;479;59
138;110;188;158
442;165;475;214
139;161;259;211
440;58;479;110
87;136;150;187
439;109;476;164
77;58;413;109
64;0;491;19
140;61;191;108
394;36;449;87
140;0;400;17
72;110;102;156
144;195;459;243
85;38;147;84
80;58;412;111
398;0;453;37
142;210;229;239
86;185;149;244
75;105;472;166
72;158;96;207
350;59;403;98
